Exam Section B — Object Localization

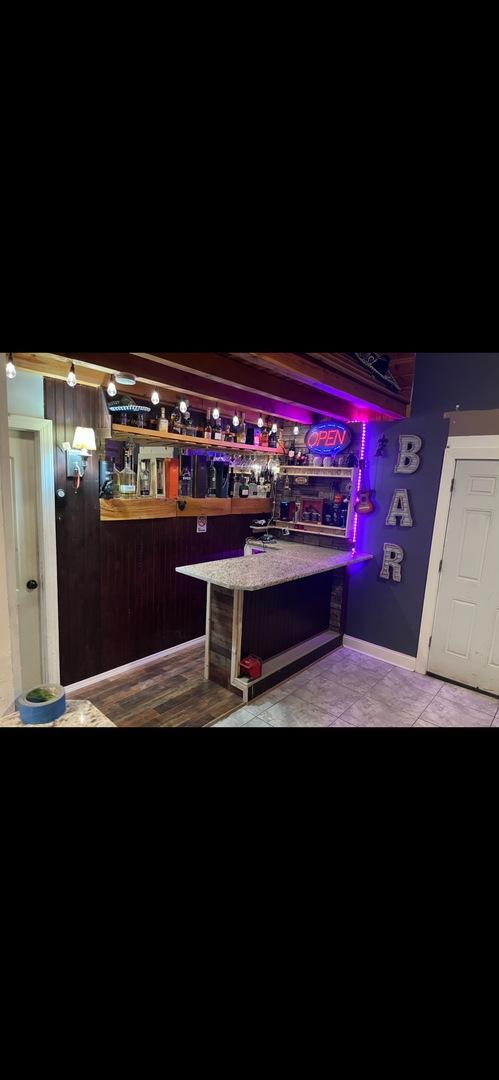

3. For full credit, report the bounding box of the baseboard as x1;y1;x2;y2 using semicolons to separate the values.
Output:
65;636;206;693
342;635;416;671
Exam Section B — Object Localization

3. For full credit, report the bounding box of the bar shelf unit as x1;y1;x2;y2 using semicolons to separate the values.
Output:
111;424;283;455
277;464;359;541
280;465;356;478
273;521;350;539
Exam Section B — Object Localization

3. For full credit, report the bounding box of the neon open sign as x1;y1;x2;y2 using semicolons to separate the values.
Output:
305;421;352;456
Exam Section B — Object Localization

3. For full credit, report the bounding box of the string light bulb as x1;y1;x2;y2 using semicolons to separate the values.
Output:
271;421;278;434
179;399;188;414
5;353;16;379
107;375;117;397
257;415;264;428
293;425;300;436
151;389;160;406
67;363;77;388
212;404;220;421
232;411;240;427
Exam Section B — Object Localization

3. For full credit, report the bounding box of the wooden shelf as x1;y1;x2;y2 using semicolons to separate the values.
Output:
273;521;349;539
111;425;283;455
100;496;272;523
281;466;355;478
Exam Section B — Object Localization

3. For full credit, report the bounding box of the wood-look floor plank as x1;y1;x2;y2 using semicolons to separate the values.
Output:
69;643;241;728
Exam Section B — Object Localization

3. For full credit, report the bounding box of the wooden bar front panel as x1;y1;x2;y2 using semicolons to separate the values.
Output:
208;586;235;688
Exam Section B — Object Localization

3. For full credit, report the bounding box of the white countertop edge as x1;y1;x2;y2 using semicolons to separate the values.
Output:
175;550;373;592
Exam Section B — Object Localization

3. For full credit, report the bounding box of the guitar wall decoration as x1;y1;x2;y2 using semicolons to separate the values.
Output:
354;457;375;515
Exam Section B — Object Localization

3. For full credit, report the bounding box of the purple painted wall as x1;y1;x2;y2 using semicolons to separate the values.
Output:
345;353;499;657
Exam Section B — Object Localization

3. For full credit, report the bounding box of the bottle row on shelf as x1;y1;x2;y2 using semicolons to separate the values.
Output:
285;440;359;468
106;444;279;501
279;494;351;529
127;405;283;448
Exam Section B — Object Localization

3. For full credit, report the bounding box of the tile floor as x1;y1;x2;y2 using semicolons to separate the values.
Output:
212;646;499;728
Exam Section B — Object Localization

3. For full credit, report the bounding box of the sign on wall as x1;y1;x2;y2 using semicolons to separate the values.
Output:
386;488;413;528
379;543;404;582
305;420;352;456
376;434;422;583
395;435;422;474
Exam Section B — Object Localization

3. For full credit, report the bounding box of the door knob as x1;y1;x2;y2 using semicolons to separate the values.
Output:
26;580;38;590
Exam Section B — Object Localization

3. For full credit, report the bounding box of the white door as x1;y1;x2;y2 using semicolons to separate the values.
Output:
9;429;43;692
428;459;499;694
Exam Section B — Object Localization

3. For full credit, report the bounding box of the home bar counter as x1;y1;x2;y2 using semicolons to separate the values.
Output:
177;542;372;702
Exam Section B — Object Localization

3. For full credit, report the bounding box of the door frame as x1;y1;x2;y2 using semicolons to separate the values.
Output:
8;415;60;685
416;434;499;676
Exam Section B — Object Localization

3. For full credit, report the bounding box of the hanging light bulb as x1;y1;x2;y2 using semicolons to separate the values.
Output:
5;353;16;379
151;389;160;406
212;403;220;421
257;415;264;428
179;399;188;414
232;410;240;427
271;421;278;434
293;425;300;436
107;375;117;397
67;363;77;388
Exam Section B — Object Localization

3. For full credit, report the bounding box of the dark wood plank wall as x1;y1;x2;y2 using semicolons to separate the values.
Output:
44;382;257;685
241;571;334;662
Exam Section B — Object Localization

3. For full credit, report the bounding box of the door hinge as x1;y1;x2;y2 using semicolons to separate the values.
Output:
429;635;432;649
450;478;455;493
438;559;443;573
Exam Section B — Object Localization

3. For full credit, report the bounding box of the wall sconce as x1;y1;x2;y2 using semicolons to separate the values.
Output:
66;427;96;491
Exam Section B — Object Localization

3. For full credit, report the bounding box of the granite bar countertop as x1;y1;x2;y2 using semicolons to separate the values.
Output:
176;540;372;592
0;699;116;728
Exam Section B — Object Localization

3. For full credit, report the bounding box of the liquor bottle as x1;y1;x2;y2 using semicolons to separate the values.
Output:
237;413;247;444
323;501;333;525
204;409;213;439
207;460;217;496
139;461;150;496
245;425;254;446
118;447;136;498
156;459;165;497
224;424;233;442
180;462;192;497
158;407;169;433
214;417;223;441
287;439;296;465
253;426;261;447
332;494;343;526
260;422;269;447
228;468;235;497
239;477;249;497
268;428;277;449
112;460;120;498
340;495;350;529
170;408;182;435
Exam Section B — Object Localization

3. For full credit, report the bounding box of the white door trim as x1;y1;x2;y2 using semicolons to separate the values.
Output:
8;415;60;684
416;434;499;676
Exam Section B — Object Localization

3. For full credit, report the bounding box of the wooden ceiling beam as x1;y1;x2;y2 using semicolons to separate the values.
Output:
245;352;408;415
44;350;361;422
20;351;407;422
130;352;400;421
13;352;317;425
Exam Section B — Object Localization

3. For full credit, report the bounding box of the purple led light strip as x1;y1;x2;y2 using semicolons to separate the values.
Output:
351;423;367;547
